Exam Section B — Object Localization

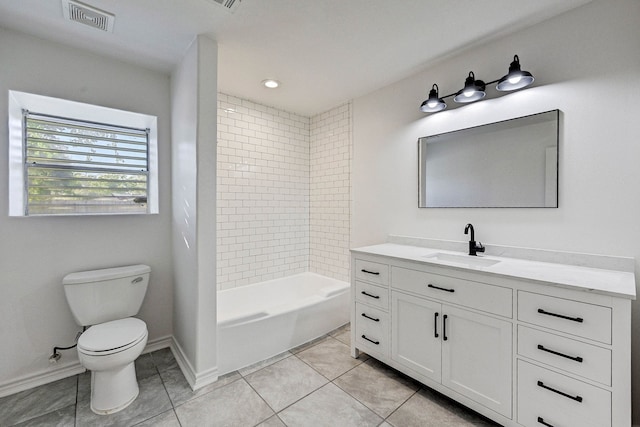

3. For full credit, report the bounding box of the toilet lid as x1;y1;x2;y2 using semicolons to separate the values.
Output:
78;317;147;352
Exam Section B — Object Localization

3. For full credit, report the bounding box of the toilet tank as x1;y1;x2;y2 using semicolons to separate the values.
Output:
63;264;150;326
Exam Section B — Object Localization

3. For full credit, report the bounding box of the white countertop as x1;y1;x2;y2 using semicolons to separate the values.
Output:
351;243;637;299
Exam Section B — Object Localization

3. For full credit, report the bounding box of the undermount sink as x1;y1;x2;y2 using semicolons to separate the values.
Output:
422;252;500;268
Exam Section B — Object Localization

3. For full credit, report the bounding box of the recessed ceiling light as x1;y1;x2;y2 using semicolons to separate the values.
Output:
262;79;280;89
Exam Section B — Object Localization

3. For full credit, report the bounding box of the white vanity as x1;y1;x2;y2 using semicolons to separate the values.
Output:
350;241;635;427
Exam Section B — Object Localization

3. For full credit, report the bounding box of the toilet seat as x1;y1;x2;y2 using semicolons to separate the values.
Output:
78;317;147;356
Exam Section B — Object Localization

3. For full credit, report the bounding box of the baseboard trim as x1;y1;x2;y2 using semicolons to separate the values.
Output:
143;335;173;354
0;362;85;398
0;335;173;398
170;337;218;391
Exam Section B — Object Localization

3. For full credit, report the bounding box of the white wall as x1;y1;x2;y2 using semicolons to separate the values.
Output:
352;0;640;422
171;35;218;388
0;28;173;394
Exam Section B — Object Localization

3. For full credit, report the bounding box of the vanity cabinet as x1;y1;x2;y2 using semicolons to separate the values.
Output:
353;259;390;359
392;291;512;417
516;291;617;427
351;245;634;427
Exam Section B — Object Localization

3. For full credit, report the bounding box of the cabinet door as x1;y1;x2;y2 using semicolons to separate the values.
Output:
391;291;442;382
441;306;512;418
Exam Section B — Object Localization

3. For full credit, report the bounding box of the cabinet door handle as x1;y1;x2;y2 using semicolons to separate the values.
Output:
537;345;583;363
428;284;455;293
361;313;380;322
361;269;380;276
537;417;554;427
361;291;380;299
442;314;448;341
434;312;439;338
361;335;380;345
537;381;583;402
537;308;583;323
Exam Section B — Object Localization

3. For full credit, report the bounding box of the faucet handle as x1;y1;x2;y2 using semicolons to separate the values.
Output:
476;242;485;253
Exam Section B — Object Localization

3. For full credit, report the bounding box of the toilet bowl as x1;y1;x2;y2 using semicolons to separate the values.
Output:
62;264;151;415
78;317;148;415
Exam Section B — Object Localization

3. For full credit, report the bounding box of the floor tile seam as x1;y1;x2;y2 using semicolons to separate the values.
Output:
321;359;368;384
129;408;179;427
379;388;420;424
290;339;359;382
269;379;332;417
2;378;80;427
75;374;80;427
290;350;347;384
155;369;180;410
250;413;286;427
238;352;295;379
2;401;77;427
239;377;280;421
331;378;395;421
290;334;332;355
171;375;246;410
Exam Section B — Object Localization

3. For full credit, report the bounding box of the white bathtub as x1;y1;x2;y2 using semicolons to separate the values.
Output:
217;272;350;375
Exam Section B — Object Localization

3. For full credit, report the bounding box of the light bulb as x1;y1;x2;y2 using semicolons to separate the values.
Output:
262;79;280;89
508;75;522;85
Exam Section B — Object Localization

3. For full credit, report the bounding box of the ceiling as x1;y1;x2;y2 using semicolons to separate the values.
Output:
0;0;593;116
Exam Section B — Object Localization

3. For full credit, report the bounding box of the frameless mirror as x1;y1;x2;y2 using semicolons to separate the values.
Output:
418;110;559;208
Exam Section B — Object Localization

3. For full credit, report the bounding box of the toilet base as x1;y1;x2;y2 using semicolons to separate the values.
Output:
90;361;139;415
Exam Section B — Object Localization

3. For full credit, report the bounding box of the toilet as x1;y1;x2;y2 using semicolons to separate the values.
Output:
63;264;150;415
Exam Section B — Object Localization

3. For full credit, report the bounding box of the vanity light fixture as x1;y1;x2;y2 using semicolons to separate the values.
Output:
420;54;534;114
262;79;280;89
496;55;534;91
453;72;486;103
420;84;446;113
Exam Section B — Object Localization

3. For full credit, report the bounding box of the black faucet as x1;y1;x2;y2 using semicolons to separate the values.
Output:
464;223;485;256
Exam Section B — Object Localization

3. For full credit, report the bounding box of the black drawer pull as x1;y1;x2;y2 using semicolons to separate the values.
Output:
361;291;380;299
537;417;554;427
537;381;583;402
537;345;583;363
361;335;379;345
434;312;439;338
442;314;448;341
361;269;380;276
428;284;455;293
361;313;380;322
537;308;583;323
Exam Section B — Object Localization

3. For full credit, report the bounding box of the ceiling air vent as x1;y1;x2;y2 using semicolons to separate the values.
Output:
62;0;115;33
207;0;241;13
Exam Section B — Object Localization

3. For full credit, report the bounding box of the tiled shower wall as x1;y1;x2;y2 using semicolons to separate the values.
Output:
217;94;310;290
309;103;351;282
216;94;351;290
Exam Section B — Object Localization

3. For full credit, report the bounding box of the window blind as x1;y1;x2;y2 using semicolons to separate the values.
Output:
24;111;150;215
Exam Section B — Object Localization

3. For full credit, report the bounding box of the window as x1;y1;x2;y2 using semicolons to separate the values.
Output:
9;91;158;216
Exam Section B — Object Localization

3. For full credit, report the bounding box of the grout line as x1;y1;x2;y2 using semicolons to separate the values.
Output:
74;374;79;427
242;377;280;423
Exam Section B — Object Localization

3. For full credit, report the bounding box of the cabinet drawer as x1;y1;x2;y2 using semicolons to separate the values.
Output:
355;303;389;357
517;360;610;427
355;281;389;311
391;266;512;317
518;325;611;386
355;259;389;286
518;291;611;344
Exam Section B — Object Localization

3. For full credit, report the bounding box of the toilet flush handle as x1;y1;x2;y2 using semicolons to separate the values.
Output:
131;276;143;284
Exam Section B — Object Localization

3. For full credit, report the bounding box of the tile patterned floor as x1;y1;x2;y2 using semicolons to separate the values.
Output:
0;324;501;426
